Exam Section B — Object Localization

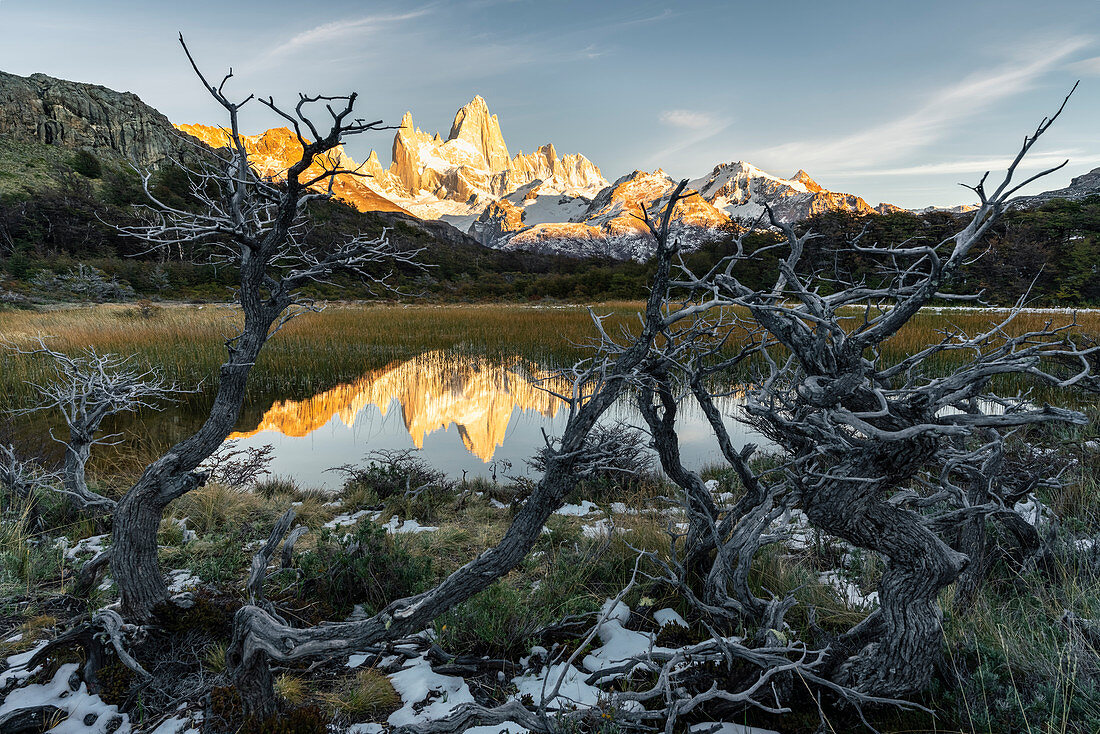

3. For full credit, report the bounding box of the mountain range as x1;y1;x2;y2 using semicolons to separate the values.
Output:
176;94;920;260
2;68;1096;261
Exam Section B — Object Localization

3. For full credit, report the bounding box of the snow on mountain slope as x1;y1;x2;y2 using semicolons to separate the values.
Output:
688;161;900;224
490;169;729;260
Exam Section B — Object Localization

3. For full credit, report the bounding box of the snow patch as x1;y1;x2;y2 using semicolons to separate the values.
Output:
387;655;476;727
0;663;129;733
555;500;600;517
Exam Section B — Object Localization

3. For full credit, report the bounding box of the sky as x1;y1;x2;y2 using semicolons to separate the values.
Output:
1;0;1099;208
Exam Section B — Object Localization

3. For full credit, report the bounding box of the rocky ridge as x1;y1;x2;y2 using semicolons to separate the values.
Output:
1009;166;1100;209
687;161;902;224
0;69;201;168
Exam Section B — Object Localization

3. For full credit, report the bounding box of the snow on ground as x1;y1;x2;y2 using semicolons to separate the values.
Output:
380;516;439;534
689;723;781;734
0;663;129;733
0;640;47;687
148;715;201;734
464;724;530;734
554;500;600;516
1014;494;1055;527
387;655;476;727
581;519;630;539
654;608;688;628
62;534;108;561
582;601;670;677
323;509;380;529
512;662;604;710
346;724;385;734
166;569;201;594
819;571;879;609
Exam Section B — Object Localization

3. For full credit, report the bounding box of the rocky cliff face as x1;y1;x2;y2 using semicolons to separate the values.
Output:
448;95;511;173
0;70;196;167
1009;167;1100;209
175;123;412;215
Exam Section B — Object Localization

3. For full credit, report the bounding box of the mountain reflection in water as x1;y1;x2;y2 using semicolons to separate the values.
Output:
228;351;763;489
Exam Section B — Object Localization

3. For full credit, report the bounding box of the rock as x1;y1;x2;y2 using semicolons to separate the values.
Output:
175;123;412;215
448;95;511;172
688;160;888;224
0;70;198;168
508;144;606;194
470;200;526;245
1009;166;1100;209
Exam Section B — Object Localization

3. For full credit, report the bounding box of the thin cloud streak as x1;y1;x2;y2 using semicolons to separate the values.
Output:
251;9;431;67
659;109;715;130
1067;55;1100;75
646;121;733;168
760;37;1092;172
835;151;1100;177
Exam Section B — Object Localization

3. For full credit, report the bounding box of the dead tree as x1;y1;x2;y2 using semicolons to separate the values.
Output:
0;442;57;504
223;182;727;720
5;337;184;513
107;36;414;619
645;85;1096;699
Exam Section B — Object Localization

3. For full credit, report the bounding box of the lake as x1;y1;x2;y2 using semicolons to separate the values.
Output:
223;350;763;488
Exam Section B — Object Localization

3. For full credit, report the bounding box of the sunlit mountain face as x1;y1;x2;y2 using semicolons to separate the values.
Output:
230;351;568;463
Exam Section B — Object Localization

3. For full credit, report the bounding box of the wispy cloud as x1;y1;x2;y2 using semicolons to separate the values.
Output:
659;109;716;130
1067;55;1100;75
835;150;1100;177
618;8;675;27
760;37;1091;172
255;9;430;65
647;119;733;167
284;10;428;53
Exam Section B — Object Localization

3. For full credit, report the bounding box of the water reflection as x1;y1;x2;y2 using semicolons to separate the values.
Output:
228;351;764;489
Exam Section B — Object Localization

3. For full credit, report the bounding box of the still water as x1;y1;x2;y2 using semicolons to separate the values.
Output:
224;350;765;489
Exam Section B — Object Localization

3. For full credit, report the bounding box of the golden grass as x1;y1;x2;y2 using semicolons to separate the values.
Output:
318;668;400;718
275;673;309;706
3;301;1095;403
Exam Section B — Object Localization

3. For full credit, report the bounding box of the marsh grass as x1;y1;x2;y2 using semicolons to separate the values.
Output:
318;668;400;719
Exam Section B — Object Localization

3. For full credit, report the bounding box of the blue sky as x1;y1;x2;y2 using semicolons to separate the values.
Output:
1;0;1098;207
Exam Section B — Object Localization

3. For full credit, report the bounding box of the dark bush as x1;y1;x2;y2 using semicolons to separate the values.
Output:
69;149;102;179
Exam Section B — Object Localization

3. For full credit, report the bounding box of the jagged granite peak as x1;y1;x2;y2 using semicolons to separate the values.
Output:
448;95;510;172
509;144;607;195
1009;167;1100;209
383;95;607;230
176;123;412;215
0;69;199;168
791;169;824;193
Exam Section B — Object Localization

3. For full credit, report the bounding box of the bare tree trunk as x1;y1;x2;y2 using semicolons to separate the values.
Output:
61;428;114;511
806;444;968;696
112;309;280;618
